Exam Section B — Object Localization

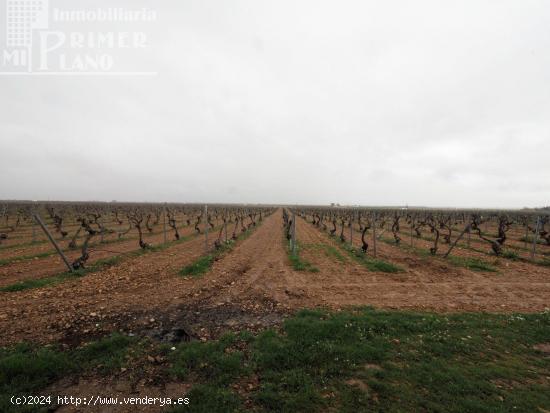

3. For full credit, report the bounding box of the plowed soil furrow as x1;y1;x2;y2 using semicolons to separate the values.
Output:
175;210;308;309
0;217;238;346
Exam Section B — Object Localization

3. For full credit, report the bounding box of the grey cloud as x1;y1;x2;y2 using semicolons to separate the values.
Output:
1;0;549;208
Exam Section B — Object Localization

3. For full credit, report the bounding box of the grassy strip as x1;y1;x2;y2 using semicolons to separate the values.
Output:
0;235;193;293
0;334;140;413
501;250;550;267
381;236;499;273
307;243;347;263
338;240;403;273
288;251;319;272
167;308;550;412
0;240;45;252
0;256;123;292
447;256;498;272
381;237;432;257
520;236;548;245
0;251;57;267
285;239;319;273
180;254;218;277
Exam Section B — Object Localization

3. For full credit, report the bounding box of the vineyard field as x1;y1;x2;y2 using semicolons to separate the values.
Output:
0;201;549;412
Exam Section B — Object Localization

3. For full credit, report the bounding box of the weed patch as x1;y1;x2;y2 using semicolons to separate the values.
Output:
342;243;403;273
0;334;137;412
447;256;498;272
180;255;215;277
286;242;319;273
167;308;550;412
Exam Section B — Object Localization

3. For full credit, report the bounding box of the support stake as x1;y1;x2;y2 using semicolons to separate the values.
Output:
444;224;471;258
224;213;228;243
372;211;377;258
33;213;73;272
163;204;167;244
410;219;414;247
292;211;297;254
531;216;540;260
204;205;209;252
349;213;353;248
31;206;36;243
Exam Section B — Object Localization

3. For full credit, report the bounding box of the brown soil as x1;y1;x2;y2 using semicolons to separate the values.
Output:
1;209;549;349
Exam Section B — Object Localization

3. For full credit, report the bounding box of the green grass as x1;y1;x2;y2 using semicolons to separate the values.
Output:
0;333;138;412
289;252;319;272
381;235;497;272
307;243;347;263
0;256;122;293
75;333;137;373
179;239;235;277
0;275;75;292
0;251;56;267
520;236;547;245
180;255;216;277
340;243;403;273
0;240;45;252
323;245;347;262
501;250;521;261
447;256;498;272
171;333;248;386
167;308;550;412
171;384;241;413
287;242;319;273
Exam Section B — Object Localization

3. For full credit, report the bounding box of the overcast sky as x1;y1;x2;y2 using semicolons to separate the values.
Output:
1;0;549;208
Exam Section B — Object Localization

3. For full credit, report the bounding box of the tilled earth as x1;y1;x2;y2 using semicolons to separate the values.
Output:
2;209;550;349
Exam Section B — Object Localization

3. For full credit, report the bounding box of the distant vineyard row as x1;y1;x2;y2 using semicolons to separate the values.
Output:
0;202;275;270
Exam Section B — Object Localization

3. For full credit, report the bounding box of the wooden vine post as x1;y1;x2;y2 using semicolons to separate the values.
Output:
31;205;36;243
531;216;540;260
444;223;472;258
224;211;228;243
204;204;209;252
372;211;377;258
349;212;353;248
163;203;167;244
33;213;73;272
292;211;297;254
